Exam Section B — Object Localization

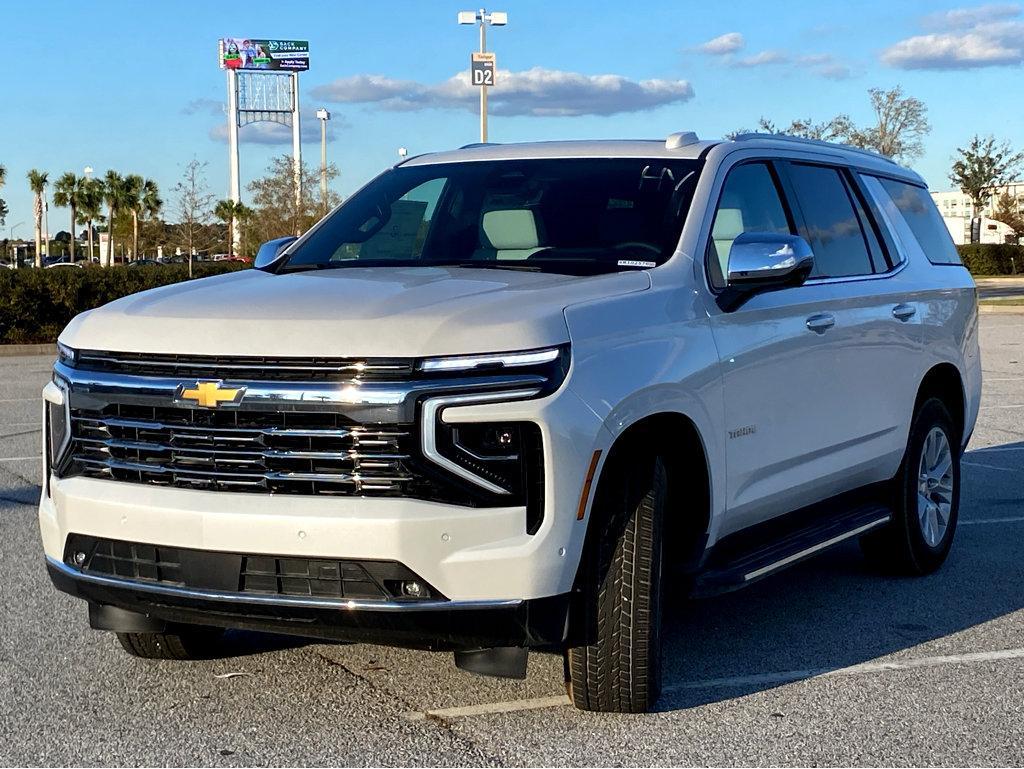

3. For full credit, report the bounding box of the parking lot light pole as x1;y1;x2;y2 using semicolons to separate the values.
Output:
84;167;94;262
458;9;507;143
316;108;330;215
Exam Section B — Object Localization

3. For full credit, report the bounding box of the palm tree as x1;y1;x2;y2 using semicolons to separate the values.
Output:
124;175;162;260
214;198;247;257
27;170;48;267
77;178;104;263
102;171;128;267
52;172;85;263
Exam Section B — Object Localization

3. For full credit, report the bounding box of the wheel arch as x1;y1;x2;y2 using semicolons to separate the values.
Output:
590;410;712;573
915;363;966;445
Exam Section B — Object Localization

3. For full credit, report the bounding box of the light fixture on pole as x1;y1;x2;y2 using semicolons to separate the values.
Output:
458;8;506;143
398;147;408;159
315;107;331;215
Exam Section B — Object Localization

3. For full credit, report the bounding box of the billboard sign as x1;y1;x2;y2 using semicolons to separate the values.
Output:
220;38;310;71
471;52;496;86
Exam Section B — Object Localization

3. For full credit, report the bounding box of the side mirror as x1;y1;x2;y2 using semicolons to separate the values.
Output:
254;236;298;271
718;232;814;311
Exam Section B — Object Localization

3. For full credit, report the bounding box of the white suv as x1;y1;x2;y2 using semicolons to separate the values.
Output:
40;133;981;713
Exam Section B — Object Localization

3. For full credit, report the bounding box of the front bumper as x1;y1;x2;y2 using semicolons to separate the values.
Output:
46;556;570;651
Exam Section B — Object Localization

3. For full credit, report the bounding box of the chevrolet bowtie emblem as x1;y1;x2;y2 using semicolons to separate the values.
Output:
174;380;246;408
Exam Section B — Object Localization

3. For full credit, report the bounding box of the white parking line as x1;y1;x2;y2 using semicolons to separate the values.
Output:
0;397;37;403
963;460;1020;472
404;695;571;721
980;404;1024;409
403;648;1024;721
0;456;39;462
969;446;1024;453
961;516;1024;526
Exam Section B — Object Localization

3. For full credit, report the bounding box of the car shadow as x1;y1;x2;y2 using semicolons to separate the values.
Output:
655;439;1024;712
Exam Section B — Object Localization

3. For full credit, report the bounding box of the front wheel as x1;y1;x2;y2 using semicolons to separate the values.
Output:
861;397;960;575
566;455;667;713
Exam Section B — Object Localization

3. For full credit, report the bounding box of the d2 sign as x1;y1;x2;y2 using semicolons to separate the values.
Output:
471;52;496;86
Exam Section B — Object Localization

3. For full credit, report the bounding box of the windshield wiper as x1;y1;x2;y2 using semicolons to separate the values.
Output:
447;262;543;272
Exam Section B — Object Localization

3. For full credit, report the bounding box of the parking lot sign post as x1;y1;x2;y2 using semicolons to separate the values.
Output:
458;9;507;143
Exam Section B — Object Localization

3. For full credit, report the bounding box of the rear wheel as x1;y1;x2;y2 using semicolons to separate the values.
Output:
861;397;960;575
567;455;666;713
117;626;225;660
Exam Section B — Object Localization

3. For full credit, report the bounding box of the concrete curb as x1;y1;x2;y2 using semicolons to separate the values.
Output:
978;304;1024;314
0;343;56;357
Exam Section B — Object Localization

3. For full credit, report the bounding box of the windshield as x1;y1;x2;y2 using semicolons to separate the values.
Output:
278;157;702;275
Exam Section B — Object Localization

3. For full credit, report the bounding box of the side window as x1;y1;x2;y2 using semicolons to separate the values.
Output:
332;177;448;261
706;162;791;289
786;164;875;279
876;178;962;265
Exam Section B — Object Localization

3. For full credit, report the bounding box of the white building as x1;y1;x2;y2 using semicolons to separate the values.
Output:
931;182;1024;245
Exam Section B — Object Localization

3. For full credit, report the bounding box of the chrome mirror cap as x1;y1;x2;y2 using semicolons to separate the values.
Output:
254;236;298;271
727;232;814;285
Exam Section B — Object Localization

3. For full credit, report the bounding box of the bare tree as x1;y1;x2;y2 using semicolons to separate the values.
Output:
173;159;216;276
246;155;341;246
845;87;930;161
729;86;930;162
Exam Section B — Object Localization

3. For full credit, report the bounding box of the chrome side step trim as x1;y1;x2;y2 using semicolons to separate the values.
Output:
743;516;890;582
47;556;522;613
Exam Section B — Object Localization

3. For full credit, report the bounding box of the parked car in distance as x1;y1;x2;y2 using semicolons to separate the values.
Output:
127;259;161;267
40;133;980;713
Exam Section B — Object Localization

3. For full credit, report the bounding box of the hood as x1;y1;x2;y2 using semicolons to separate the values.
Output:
59;266;650;358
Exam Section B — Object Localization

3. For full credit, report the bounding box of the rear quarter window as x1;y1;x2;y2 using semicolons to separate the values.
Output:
876;178;962;266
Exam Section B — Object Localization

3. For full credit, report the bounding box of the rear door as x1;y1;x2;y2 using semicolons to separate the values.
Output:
781;161;924;485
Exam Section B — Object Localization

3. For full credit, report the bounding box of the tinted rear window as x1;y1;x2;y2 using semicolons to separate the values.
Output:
787;164;875;278
877;178;962;265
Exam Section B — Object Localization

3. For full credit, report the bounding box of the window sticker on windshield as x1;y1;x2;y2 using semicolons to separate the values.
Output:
617;259;657;268
607;198;635;209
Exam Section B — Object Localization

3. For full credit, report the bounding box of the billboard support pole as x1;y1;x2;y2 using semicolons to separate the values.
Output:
227;68;241;252
291;72;302;233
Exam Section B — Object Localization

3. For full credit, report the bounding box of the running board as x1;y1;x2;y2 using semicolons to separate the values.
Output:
692;503;892;597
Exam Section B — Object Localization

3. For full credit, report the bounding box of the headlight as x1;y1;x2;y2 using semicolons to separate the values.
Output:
56;341;77;367
417;345;570;396
419;347;561;373
43;378;71;482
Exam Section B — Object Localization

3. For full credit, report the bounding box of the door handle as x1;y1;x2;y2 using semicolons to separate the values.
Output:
892;303;917;322
805;313;836;334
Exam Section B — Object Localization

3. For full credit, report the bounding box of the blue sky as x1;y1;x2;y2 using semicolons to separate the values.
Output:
2;0;1023;236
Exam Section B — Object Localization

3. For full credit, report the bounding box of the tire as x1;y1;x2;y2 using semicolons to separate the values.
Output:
861;397;960;575
567;455;667;713
116;626;225;660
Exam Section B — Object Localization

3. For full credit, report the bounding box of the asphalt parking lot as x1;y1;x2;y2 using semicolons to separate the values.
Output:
2;315;1023;767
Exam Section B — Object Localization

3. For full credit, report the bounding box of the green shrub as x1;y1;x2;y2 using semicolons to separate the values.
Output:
957;243;1023;276
0;263;248;344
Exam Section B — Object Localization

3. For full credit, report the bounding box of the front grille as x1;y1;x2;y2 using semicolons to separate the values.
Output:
66;535;442;600
75;349;415;382
69;403;414;496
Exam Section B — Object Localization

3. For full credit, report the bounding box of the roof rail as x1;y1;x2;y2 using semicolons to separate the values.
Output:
730;132;897;165
665;131;700;150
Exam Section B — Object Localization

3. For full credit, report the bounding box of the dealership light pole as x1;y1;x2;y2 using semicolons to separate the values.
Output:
83;167;95;262
458;9;506;143
316;108;330;215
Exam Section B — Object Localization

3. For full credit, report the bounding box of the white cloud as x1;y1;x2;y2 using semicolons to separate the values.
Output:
732;50;789;67
695;32;745;55
311;67;694;117
209;115;340;145
922;3;1021;29
182;98;224;117
883;6;1024;69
